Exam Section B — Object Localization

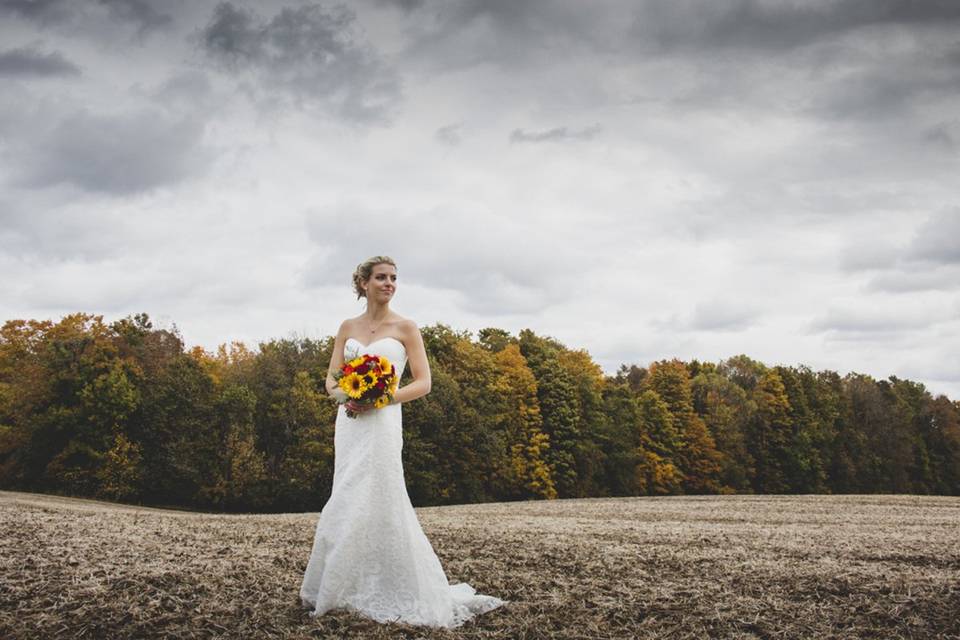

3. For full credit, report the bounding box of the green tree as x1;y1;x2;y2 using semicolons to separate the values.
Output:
922;396;960;494
748;370;793;493
490;343;556;500
519;329;581;497
635;390;684;494
645;360;723;493
277;370;336;511
691;370;753;492
478;327;516;353
96;433;143;501
599;380;646;496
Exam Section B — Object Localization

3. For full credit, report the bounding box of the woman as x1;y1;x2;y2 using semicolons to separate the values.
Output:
299;256;508;628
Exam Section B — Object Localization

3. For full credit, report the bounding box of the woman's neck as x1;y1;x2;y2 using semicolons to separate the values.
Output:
364;301;390;321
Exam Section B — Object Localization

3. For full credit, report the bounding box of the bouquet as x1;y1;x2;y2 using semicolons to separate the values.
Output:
334;352;399;418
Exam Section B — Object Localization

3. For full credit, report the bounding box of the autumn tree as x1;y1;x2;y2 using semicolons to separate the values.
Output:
748;370;793;493
645;359;724;493
922;396;960;494
4;312;960;508
558;348;609;497
634;390;685;494
277;370;336;511
691;370;754;492
519;329;582;497
490;343;555;500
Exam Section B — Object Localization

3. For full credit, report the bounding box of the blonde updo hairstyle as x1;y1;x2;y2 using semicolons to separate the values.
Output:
352;256;397;300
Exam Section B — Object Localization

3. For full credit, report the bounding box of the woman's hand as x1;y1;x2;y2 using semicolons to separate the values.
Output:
345;399;374;414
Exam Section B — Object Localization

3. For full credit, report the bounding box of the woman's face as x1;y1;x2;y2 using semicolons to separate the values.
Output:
365;264;397;302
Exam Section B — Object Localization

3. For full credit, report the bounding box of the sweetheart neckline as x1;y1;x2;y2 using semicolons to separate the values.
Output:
345;336;405;351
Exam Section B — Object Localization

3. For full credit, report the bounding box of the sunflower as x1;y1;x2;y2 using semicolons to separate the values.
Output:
339;372;367;399
374;395;390;409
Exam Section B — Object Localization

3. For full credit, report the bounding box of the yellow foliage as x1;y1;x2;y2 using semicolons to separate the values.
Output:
636;449;684;495
557;349;606;393
495;344;556;500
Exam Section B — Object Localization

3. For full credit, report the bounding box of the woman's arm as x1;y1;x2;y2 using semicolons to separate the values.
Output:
326;320;349;399
391;320;431;405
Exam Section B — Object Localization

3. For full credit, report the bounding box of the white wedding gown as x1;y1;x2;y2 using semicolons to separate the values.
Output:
300;336;508;628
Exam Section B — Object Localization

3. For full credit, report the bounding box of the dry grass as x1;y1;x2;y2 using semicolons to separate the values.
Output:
2;490;959;639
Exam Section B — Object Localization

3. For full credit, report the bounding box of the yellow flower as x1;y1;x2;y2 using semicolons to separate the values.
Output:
339;372;367;399
374;395;389;409
378;356;390;371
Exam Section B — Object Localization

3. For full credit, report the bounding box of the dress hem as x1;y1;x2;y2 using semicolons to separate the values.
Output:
300;592;509;629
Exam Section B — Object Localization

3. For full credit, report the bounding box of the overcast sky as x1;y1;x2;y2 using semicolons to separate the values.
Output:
1;0;958;399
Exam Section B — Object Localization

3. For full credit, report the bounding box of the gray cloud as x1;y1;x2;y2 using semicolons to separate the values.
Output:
196;2;401;123
837;210;960;293
631;0;960;54
809;307;933;334
373;0;425;11
0;0;172;35
899;359;960;391
0;0;74;25
867;265;960;293
299;202;591;314
510;124;601;143
10;107;213;195
807;51;960;123
923;121;959;153
395;0;960;151
402;0;960;75
840;239;905;272
99;0;173;36
907;208;960;265
435;122;463;146
0;193;130;261
135;70;218;114
622;2;960;139
407;0;628;73
688;300;757;332
0;45;80;77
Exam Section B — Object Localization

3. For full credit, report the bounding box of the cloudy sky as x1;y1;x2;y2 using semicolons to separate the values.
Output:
1;0;958;398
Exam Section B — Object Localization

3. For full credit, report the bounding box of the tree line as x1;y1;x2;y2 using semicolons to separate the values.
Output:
1;312;958;512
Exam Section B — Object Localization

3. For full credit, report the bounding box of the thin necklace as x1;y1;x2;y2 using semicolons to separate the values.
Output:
366;312;387;334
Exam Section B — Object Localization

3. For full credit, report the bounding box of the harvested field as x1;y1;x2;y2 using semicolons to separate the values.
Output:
1;490;958;639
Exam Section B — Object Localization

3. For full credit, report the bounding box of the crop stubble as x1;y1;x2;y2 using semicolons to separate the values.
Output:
1;491;958;639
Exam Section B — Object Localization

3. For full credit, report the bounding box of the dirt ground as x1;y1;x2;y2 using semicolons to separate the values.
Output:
2;490;958;639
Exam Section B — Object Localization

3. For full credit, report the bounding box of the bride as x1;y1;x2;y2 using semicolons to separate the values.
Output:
299;256;508;628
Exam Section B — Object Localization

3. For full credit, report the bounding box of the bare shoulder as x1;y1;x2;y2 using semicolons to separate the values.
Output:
396;316;418;334
339;317;358;335
388;316;414;343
